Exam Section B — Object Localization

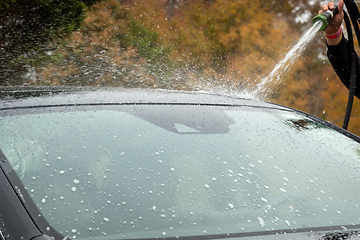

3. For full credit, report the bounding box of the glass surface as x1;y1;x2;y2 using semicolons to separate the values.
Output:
1;105;360;239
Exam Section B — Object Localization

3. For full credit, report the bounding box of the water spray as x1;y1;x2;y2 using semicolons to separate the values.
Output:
252;0;358;129
312;6;339;31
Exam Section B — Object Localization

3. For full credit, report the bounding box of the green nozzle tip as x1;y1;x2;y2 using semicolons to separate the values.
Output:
312;14;329;31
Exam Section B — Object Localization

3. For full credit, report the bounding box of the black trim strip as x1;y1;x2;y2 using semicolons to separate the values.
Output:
0;150;42;240
0;150;65;240
122;224;360;240
0;102;284;111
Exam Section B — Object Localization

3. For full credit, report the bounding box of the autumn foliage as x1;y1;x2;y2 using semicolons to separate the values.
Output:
26;0;360;135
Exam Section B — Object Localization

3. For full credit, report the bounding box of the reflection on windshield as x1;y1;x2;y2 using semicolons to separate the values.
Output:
128;106;235;134
284;118;330;131
0;105;360;239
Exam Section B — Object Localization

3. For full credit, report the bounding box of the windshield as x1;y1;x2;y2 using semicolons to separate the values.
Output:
0;105;360;239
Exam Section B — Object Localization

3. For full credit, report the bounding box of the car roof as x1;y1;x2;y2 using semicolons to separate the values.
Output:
1;86;358;138
3;86;360;143
0;86;289;111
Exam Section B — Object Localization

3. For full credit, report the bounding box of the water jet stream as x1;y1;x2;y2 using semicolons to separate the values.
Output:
250;21;324;100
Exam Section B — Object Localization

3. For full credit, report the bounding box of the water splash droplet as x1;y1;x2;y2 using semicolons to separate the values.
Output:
258;217;265;227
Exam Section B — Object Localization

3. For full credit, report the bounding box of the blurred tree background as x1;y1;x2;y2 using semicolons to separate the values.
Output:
0;0;104;84
0;0;359;135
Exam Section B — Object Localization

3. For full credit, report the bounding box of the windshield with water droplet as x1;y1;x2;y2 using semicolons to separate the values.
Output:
0;104;360;239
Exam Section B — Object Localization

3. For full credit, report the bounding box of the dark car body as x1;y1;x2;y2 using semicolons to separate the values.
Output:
1;87;360;240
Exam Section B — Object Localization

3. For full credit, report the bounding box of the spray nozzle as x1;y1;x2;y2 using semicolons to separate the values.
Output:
312;5;339;31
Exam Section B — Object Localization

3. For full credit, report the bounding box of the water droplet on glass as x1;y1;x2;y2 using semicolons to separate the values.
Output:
71;187;77;192
258;217;265;227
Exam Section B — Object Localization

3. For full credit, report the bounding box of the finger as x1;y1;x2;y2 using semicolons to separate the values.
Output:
321;4;328;12
338;0;344;12
328;2;335;10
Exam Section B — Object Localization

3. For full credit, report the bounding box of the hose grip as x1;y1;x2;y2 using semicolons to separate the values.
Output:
312;5;339;31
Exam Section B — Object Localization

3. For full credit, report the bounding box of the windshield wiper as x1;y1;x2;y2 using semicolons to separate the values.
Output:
322;230;359;239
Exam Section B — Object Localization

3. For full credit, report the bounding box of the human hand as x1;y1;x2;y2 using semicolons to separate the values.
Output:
318;0;344;35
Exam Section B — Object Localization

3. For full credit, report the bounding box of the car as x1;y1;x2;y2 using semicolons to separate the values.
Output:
0;86;360;240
